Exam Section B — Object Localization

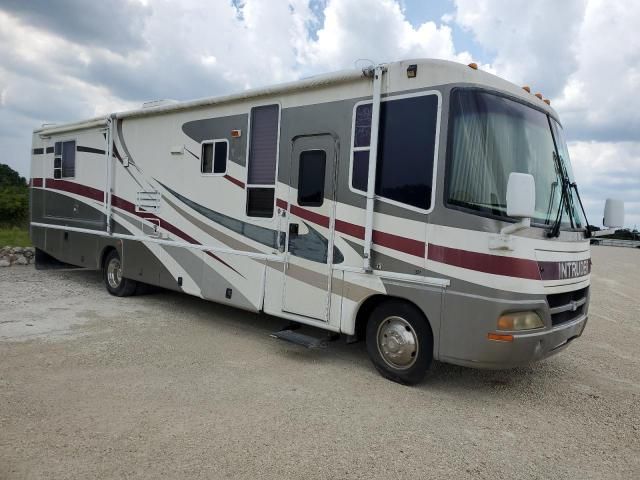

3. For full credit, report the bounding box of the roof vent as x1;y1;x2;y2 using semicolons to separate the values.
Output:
142;99;179;109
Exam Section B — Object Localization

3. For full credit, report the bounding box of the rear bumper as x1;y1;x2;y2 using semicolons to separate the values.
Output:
440;314;588;369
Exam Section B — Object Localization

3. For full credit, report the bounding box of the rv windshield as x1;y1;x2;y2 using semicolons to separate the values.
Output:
447;89;583;228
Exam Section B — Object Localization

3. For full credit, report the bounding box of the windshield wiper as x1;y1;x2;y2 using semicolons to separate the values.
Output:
570;180;593;238
544;180;558;225
547;151;575;237
547;152;592;238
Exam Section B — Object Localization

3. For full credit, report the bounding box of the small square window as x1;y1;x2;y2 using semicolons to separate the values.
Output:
246;187;275;217
53;140;75;179
201;140;228;175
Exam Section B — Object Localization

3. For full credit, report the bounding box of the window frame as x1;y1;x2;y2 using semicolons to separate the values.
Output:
347;90;442;214
297;148;327;207
53;138;77;180
244;102;282;220
200;138;229;176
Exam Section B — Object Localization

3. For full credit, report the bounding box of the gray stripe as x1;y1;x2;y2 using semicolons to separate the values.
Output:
162;245;255;310
162;194;262;254
158;180;279;249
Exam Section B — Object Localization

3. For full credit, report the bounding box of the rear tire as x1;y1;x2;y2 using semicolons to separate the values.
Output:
103;250;137;297
365;300;433;385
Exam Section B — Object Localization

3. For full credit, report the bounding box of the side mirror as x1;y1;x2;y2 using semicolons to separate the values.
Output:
603;198;624;228
506;173;536;219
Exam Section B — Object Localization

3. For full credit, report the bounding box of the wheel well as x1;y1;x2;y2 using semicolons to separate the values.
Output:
354;295;431;341
99;246;116;270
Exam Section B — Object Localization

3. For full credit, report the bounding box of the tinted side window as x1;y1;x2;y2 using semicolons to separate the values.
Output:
352;150;369;192
350;94;439;210
246;104;279;217
297;150;326;207
376;95;438;210
246;188;275;218
213;141;227;174
247;104;279;185
201;143;213;173
201;140;228;174
54;140;76;179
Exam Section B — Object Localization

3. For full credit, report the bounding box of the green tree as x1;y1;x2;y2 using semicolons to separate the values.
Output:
0;164;29;227
0;164;27;187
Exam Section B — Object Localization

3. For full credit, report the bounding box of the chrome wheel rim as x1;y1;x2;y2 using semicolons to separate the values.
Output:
106;257;122;289
377;316;419;370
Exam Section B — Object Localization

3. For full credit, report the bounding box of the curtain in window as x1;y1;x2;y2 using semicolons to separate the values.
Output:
448;91;557;219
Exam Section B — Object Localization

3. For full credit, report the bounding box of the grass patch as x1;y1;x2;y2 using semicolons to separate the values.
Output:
0;226;31;247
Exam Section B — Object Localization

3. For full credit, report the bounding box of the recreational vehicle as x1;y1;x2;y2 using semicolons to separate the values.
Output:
29;59;623;384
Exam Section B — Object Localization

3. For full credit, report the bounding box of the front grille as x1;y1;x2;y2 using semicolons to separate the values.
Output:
546;287;589;326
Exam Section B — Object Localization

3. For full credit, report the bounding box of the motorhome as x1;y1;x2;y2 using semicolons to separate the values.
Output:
29;59;623;384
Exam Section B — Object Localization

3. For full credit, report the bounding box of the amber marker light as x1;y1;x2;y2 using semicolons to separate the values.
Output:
468;62;478;70
231;129;242;138
522;85;531;93
488;333;514;342
535;93;543;100
544;99;551;105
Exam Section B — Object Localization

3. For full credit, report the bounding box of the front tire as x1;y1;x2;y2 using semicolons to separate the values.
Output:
366;300;433;385
103;250;137;297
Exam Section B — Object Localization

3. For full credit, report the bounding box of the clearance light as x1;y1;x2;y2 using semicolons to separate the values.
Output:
544;99;551;106
497;312;544;331
488;333;514;342
522;85;531;93
535;93;543;100
468;62;478;70
231;129;242;138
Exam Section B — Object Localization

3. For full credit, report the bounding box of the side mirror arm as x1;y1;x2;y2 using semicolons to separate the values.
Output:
500;217;531;236
489;218;531;251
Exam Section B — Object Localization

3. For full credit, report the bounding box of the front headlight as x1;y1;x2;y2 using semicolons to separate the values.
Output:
497;311;544;331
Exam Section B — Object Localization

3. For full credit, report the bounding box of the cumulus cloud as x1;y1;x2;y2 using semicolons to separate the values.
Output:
0;0;151;53
0;0;637;228
452;0;640;228
554;0;640;142
302;0;470;69
569;141;640;228
453;0;586;98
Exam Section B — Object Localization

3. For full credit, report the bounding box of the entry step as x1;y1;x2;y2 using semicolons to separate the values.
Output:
270;329;328;349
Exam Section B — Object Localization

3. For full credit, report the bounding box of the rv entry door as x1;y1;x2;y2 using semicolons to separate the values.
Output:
282;134;337;321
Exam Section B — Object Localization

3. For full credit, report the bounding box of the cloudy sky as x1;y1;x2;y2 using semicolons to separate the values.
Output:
0;0;638;227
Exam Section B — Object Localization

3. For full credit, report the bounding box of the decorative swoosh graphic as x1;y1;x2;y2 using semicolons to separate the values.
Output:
157;181;343;264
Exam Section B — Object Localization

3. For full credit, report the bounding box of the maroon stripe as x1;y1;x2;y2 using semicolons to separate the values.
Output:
290;204;330;229
111;195;135;213
334;219;425;257
277;202;424;258
110;195;241;275
335;219;364;239
42;179;241;277
228;176;425;258
46;179;105;202
224;174;245;189
372;230;425;258
31;178;43;187
428;244;541;280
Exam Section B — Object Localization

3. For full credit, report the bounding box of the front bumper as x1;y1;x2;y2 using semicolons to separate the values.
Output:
445;314;587;369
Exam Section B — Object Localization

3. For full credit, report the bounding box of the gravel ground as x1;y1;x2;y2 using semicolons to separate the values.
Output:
0;246;638;479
